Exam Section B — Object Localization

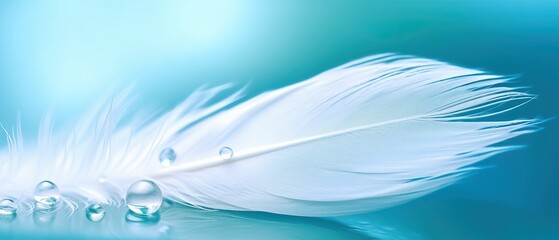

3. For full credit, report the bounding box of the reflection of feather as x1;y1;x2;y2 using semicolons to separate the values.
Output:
1;204;377;239
0;54;538;217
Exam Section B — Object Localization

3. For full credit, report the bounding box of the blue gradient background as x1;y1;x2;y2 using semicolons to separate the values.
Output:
0;0;557;239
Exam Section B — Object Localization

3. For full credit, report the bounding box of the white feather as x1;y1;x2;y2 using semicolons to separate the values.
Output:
0;54;538;216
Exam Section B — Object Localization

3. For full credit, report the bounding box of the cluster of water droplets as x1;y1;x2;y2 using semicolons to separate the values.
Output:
1;146;234;227
158;146;233;168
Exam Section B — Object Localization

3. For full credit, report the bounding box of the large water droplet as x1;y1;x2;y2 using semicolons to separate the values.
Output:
85;204;105;222
0;198;17;219
219;147;233;160
159;148;176;168
34;180;60;207
126;180;163;215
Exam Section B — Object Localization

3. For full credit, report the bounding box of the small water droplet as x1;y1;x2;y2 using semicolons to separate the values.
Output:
0;198;17;220
159;148;176;167
126;180;163;215
85;204;105;222
34;180;60;207
219;147;233;159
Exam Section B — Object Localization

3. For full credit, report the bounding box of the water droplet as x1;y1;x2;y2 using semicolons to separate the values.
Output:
34;180;60;207
126;180;163;215
0;198;17;219
219;147;233;159
85;204;105;222
159;148;176;167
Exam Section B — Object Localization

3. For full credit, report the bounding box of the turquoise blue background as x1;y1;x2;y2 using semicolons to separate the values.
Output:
0;0;557;239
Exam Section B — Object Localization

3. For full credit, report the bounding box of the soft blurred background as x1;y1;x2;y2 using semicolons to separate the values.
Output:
0;0;557;239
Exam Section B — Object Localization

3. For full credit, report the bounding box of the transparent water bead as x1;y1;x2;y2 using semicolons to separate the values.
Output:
34;180;60;207
159;148;176;167
219;147;233;160
85;204;105;222
0;198;17;219
126;180;163;215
